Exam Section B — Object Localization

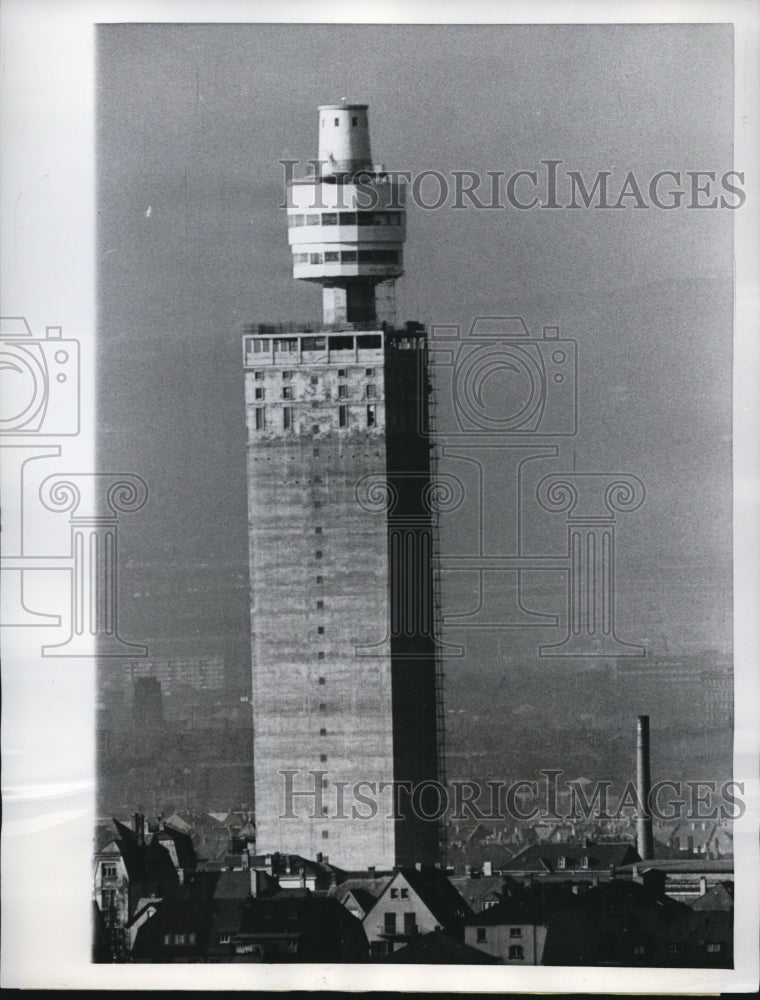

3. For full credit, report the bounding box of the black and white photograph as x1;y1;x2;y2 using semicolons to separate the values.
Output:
1;2;758;992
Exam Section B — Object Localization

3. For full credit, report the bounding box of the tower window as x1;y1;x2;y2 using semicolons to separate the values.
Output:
254;371;264;380
255;408;265;430
318;652;325;660
365;368;375;376
322;829;329;838
255;387;265;400
366;384;376;398
311;376;319;385
283;386;293;400
314;500;321;508
351;116;357;126
338;384;348;398
338;368;347;378
320;753;327;762
339;405;348;428
315;550;322;559
283;407;292;430
316;600;324;609
366;404;376;427
334;117;339;126
319;727;326;736
316;577;323;585
318;676;325;684
315;526;322;534
319;702;326;711
282;370;292;379
312;424;320;434
317;626;324;635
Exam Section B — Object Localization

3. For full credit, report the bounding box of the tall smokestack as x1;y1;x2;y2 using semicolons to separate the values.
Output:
636;715;654;861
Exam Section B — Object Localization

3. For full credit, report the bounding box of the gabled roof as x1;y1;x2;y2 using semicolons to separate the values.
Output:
503;841;640;874
164;813;192;833
465;894;550;927
342;887;378;915
213;870;252;900
381;868;472;928
691;882;734;911
447;875;505;911
153;824;197;871
385;930;499;964
111;819;178;885
332;876;391;902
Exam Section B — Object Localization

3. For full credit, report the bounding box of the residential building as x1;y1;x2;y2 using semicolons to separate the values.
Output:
362;867;472;959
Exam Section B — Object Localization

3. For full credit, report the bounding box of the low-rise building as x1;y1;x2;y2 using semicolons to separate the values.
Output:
362;867;472;959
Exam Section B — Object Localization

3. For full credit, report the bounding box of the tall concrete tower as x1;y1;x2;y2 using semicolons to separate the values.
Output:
243;103;442;870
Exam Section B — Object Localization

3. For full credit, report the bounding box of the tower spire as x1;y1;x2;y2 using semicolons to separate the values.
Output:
286;103;406;327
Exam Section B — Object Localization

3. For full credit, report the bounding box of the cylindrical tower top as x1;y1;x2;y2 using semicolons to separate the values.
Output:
318;103;372;179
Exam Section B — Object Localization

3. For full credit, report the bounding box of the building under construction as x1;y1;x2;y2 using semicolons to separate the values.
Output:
243;103;444;869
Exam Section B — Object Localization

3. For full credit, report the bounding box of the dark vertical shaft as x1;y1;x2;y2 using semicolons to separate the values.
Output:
636;714;654;860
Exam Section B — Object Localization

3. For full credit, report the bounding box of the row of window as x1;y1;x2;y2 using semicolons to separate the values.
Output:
475;927;522;942
322;114;361;127
384;912;417;935
556;856;589;870
162;933;197;947
253;404;377;430
254;384;376;401
289;211;402;228
248;334;382;355
254;367;376;377
293;249;400;266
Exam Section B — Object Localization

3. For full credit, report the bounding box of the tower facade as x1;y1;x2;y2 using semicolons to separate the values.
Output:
243;103;441;870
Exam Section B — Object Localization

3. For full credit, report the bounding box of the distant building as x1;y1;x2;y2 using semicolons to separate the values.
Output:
100;655;226;702
465;893;551;964
619;858;734;904
541;876;731;967
92;813;197;962
501;841;640;884
130;871;368;963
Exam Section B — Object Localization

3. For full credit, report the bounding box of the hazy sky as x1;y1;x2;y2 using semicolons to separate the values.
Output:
97;23;734;712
